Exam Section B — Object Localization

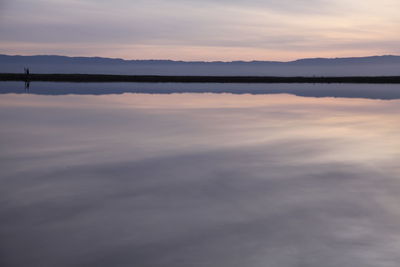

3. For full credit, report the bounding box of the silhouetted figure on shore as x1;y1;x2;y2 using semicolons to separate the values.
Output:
23;68;31;93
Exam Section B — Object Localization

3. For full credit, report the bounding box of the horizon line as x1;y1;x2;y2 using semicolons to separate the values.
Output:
1;54;399;64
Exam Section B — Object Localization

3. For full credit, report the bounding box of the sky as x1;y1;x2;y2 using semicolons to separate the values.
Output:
0;0;399;61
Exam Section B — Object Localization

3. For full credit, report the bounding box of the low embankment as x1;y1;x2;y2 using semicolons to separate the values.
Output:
1;73;400;83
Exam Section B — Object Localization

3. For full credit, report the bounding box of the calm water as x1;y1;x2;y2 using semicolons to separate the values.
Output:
1;83;400;267
2;81;400;99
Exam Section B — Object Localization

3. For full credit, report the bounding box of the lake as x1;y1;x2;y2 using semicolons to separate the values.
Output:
1;82;400;267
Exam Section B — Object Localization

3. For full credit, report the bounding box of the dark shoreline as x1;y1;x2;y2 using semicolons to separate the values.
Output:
1;73;400;83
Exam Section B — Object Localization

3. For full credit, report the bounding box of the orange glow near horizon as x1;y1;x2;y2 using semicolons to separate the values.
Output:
1;42;398;62
0;0;399;61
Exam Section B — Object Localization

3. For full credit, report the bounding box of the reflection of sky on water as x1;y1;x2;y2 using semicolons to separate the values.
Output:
1;93;400;267
2;81;400;100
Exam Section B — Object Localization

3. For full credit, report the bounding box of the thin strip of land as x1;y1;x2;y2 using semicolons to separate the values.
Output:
1;73;400;83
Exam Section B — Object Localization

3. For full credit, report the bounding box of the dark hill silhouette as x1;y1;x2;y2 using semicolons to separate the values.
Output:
1;54;400;76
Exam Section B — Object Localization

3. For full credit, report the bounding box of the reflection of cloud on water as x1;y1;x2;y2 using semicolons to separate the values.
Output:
1;93;400;266
2;82;400;100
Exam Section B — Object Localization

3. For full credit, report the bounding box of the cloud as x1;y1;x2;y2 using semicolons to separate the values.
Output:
0;0;399;60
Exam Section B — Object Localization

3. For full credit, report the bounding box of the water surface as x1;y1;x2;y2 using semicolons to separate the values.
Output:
2;81;400;99
1;86;400;267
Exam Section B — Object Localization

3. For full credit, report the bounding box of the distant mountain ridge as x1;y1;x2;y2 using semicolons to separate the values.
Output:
1;54;400;76
292;55;400;65
1;54;400;64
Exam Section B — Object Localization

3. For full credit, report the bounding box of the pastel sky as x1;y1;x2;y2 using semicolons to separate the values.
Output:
0;0;399;61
